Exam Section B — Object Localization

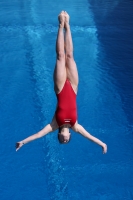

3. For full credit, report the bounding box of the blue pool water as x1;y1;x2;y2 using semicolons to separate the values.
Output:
0;0;133;199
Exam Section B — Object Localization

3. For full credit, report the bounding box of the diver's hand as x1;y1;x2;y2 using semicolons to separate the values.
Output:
16;141;24;151
102;143;107;154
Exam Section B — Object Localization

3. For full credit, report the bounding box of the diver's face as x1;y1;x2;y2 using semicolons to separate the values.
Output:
58;131;71;144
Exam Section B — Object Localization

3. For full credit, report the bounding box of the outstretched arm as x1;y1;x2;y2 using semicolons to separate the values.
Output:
73;124;107;154
16;116;58;151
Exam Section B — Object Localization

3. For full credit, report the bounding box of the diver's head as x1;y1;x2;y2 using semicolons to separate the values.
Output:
58;126;71;144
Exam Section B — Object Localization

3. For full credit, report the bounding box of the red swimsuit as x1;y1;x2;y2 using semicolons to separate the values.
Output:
55;79;77;127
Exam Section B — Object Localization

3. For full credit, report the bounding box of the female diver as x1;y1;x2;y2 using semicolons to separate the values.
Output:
16;11;107;154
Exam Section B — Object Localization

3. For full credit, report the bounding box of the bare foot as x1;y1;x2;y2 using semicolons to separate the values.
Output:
58;11;65;28
64;11;70;27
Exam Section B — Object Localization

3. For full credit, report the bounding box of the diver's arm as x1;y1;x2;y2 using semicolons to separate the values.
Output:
73;123;107;154
16;116;58;151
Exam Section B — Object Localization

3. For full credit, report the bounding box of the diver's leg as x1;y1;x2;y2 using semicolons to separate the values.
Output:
53;11;66;94
64;12;78;94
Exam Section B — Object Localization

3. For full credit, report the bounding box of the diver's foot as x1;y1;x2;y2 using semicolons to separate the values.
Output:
58;11;65;28
64;11;70;28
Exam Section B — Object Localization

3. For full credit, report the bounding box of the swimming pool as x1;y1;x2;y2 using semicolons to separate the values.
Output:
0;0;133;199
